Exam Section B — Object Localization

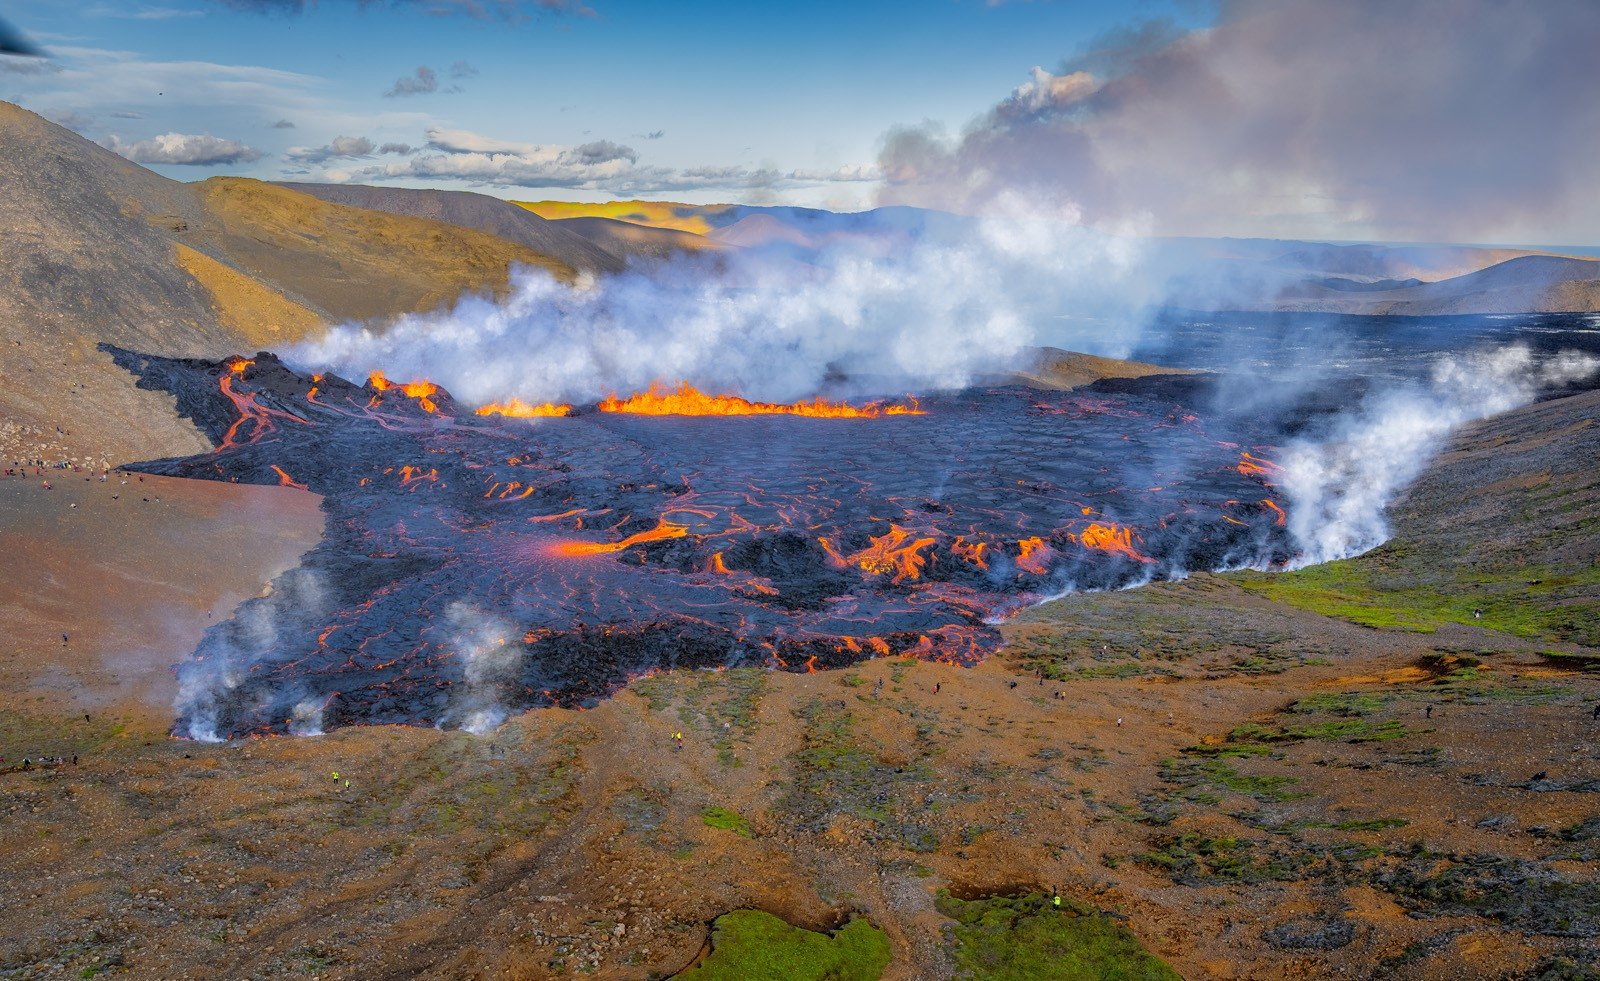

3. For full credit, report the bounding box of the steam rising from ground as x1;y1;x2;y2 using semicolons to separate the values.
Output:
177;568;331;742
1280;346;1598;567
289;207;1153;407
444;603;519;735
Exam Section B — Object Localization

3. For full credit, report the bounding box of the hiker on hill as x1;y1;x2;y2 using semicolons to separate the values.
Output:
1592;704;1599;720
1425;704;1433;719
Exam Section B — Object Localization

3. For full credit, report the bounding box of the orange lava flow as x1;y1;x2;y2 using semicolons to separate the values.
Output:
1261;498;1287;527
216;368;308;451
1015;536;1053;575
475;397;574;419
820;524;936;583
1075;522;1155;563
950;535;989;570
368;371;440;413
1237;451;1282;481
269;465;308;491
550;519;688;557
597;382;924;419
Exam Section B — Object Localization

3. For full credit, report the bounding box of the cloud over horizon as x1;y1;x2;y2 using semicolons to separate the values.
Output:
322;125;879;195
878;0;1600;243
287;133;376;162
105;130;264;165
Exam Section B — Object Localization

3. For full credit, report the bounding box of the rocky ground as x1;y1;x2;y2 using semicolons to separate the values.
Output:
0;393;1596;979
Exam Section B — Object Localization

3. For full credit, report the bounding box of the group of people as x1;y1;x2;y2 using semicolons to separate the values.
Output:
0;754;79;774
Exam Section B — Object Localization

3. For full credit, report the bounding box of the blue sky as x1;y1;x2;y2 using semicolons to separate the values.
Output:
0;0;1203;207
3;0;1596;245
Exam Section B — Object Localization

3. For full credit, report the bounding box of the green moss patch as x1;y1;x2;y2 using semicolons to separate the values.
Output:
936;892;1179;980
1231;557;1600;647
701;806;752;837
675;910;890;981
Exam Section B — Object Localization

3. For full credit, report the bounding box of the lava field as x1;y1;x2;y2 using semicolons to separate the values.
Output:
107;346;1294;738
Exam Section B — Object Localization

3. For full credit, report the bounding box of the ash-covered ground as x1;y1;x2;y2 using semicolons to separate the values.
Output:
108;346;1296;738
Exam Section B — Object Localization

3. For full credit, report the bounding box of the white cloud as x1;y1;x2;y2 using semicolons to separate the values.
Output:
319;125;881;195
879;0;1600;242
384;65;437;98
104;131;264;165
286;134;375;162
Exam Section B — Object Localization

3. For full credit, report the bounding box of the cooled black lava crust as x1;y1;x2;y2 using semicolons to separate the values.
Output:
107;345;1292;737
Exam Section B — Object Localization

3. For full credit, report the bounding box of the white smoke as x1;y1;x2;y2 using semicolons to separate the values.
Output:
176;568;331;742
1280;346;1598;567
444;602;520;735
287;698;327;737
287;202;1155;407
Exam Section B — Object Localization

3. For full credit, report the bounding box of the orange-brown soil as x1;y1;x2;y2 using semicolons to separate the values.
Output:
2;394;1597;979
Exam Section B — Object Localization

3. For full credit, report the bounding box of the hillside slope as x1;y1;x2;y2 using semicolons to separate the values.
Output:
549;215;723;263
1238;387;1600;646
1274;255;1600;315
184;178;573;323
1002;347;1199;390
0;103;575;464
278;182;626;274
0;101;255;465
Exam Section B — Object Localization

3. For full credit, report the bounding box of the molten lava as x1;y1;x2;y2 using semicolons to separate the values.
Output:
270;465;308;491
550;518;688;557
1074;522;1155;563
1015;536;1054;575
368;371;441;413
1237;451;1282;481
821;524;937;583
597;382;923;418
475;398;574;419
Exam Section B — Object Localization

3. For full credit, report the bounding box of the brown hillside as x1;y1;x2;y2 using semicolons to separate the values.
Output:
276;181;625;275
998;347;1199;390
551;215;724;263
183;177;574;324
0;103;575;465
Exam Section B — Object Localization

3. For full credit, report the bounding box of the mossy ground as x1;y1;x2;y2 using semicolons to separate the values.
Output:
1231;555;1600;647
701;806;752;837
674;910;890;981
935;892;1179;980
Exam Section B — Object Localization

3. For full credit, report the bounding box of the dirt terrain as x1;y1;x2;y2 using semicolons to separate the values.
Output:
1;390;1595;979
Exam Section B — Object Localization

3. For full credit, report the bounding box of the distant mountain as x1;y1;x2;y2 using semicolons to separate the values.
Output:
0;102;575;464
278;182;626;274
547;216;722;263
516;199;971;255
1270;255;1600;315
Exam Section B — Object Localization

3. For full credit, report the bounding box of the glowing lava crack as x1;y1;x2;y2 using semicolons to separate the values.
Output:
107;346;1292;738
